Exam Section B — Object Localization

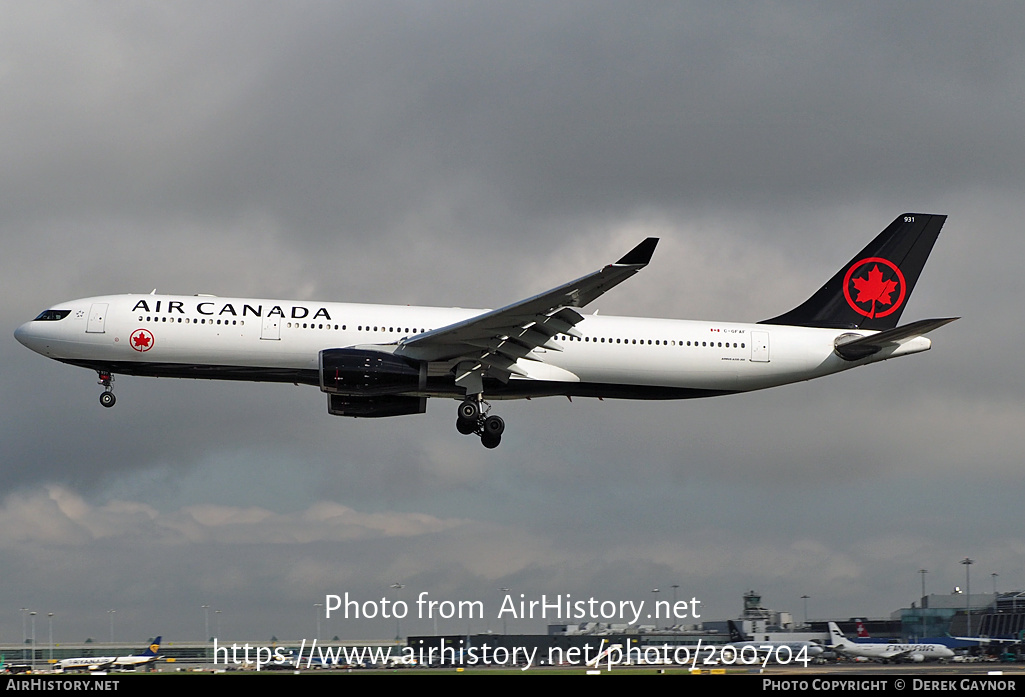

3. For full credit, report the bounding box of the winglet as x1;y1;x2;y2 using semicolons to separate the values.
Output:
615;237;659;266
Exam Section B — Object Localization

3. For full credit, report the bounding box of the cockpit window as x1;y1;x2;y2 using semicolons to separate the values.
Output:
33;309;71;321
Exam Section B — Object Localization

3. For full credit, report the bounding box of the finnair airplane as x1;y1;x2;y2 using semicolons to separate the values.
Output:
828;622;953;663
16;214;954;449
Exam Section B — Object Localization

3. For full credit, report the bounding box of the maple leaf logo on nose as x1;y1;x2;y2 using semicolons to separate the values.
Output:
851;264;898;318
130;329;154;352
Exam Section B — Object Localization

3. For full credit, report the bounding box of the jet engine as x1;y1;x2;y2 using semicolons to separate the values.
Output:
319;348;427;418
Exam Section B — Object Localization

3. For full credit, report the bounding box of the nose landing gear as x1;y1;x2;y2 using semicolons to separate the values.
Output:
456;397;506;448
97;372;116;408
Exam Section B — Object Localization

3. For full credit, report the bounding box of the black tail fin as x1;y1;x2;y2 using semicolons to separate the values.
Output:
727;619;749;642
761;214;946;330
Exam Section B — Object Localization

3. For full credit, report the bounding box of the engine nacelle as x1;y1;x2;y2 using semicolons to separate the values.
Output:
319;348;426;396
327;394;427;418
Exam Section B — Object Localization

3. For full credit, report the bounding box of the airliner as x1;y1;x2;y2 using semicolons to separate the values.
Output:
15;214;954;448
55;636;162;672
727;620;824;658
827;622;953;663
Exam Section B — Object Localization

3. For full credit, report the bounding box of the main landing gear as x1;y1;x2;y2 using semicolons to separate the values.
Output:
97;371;116;408
456;397;505;449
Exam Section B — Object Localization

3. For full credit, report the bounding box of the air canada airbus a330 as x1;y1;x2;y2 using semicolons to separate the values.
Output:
16;214;954;448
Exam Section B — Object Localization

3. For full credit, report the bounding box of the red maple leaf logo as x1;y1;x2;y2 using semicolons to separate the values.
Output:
851;264;898;318
130;329;154;352
842;257;906;320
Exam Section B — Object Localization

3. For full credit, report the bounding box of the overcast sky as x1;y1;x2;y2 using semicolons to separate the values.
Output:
3;1;1023;645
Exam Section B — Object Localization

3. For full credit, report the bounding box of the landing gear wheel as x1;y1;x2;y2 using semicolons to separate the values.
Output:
97;372;115;408
457;396;503;447
458;399;481;422
483;415;505;437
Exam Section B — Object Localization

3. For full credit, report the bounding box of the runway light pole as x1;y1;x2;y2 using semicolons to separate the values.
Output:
961;558;974;637
919;569;928;639
651;589;659;628
390;583;404;640
500;588;510;635
20;608;28;663
48;613;54;663
30;611;37;672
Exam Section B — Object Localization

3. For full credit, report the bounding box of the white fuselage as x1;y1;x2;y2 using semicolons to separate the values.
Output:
730;640;824;658
16;293;932;402
827;624;954;662
56;654;157;671
834;640;954;663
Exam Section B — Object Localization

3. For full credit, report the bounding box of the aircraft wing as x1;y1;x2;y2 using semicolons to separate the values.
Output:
950;635;1017;644
395;238;658;382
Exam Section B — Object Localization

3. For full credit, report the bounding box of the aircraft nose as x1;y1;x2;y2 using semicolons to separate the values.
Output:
14;321;31;347
14;321;45;354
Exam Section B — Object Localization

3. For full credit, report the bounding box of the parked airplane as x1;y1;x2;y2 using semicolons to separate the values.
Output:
55;636;161;672
827;622;953;663
0;654;31;674
856;620;871;638
16;214;954;448
727;620;824;658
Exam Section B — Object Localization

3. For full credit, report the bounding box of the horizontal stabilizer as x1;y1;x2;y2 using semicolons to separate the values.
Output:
834;317;958;360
